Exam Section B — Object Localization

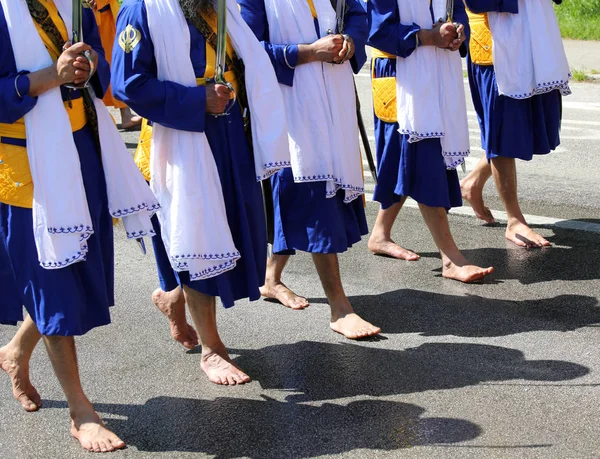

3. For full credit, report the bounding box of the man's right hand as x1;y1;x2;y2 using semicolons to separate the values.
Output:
310;35;345;63
56;42;94;85
206;83;232;115
418;22;459;49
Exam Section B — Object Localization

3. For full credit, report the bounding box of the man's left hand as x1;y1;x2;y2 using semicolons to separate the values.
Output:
335;35;355;64
448;23;466;52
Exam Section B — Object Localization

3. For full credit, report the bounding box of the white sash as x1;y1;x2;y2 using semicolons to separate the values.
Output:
1;0;158;269
264;0;364;202
144;0;290;280
395;0;470;169
488;0;571;99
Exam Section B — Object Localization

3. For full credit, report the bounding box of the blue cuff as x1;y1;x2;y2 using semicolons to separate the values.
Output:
500;0;519;13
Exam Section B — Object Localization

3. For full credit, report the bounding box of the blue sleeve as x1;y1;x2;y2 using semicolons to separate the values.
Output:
0;7;37;123
238;0;297;86
111;0;206;132
367;0;420;58
343;0;368;72
464;0;519;14
83;8;110;99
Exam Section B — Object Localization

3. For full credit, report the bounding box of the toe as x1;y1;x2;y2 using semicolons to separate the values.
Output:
111;438;126;449
226;375;236;385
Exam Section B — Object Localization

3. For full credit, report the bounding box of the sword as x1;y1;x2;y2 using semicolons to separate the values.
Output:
213;0;236;116
65;1;94;89
355;85;377;184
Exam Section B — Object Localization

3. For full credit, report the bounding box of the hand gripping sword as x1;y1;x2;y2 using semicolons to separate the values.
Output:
65;1;95;89
213;0;237;116
331;0;378;183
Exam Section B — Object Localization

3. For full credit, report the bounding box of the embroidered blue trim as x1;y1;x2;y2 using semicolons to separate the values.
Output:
111;202;161;218
504;78;571;100
40;244;88;269
188;259;238;281
47;224;92;234
256;161;292;181
402;130;444;143
171;251;241;262
126;229;156;238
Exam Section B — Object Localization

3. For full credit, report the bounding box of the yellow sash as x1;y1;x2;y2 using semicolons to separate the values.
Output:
465;8;493;66
306;0;318;18
0;0;87;208
371;48;396;59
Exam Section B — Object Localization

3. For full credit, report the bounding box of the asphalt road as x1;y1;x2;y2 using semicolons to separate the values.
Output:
1;58;599;458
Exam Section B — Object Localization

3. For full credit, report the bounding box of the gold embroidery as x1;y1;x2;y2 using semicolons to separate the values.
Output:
118;24;141;53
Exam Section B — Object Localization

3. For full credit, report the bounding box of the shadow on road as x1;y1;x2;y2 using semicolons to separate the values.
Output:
309;289;600;337
43;397;481;458
232;342;589;403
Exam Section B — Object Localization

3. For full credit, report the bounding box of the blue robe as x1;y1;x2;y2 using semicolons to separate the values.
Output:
0;5;115;336
465;0;563;161
111;0;267;308
367;0;468;210
239;0;369;255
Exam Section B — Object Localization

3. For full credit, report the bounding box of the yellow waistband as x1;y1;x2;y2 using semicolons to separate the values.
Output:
0;97;87;140
371;48;396;59
465;9;489;25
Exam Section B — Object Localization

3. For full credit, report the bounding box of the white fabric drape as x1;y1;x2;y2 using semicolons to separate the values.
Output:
144;0;290;280
395;0;470;169
488;0;571;99
264;0;364;202
1;0;158;269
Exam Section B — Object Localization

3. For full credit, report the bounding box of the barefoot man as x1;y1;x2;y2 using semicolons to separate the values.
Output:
112;0;290;384
240;0;381;339
367;0;494;282
87;0;142;130
0;0;157;451
461;0;570;248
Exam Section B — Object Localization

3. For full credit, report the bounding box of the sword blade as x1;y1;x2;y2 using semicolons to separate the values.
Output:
335;0;346;34
72;0;83;42
215;0;227;83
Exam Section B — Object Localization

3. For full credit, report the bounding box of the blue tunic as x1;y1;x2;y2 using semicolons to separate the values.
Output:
239;0;369;255
0;5;115;336
465;0;563;161
112;0;267;308
367;0;467;210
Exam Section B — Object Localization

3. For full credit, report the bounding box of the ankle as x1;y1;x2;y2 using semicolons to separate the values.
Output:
330;300;354;320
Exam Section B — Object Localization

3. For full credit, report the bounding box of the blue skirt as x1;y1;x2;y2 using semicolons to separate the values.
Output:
372;57;462;210
468;59;562;161
271;168;368;255
150;105;267;308
0;125;115;336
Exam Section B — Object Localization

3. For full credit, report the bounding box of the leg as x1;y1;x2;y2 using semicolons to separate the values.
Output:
0;315;42;411
460;156;496;223
43;336;125;453
490;156;550;248
119;107;142;130
260;254;309;309
367;198;420;260
312;253;381;339
419;204;494;283
152;287;199;350
183;286;250;385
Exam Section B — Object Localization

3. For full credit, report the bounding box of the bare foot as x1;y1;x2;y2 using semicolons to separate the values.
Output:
442;254;494;283
201;345;251;385
0;346;41;412
120;109;142;131
368;236;420;261
260;281;309;310
71;413;126;453
461;179;495;224
152;288;199;350
330;313;381;340
506;220;551;248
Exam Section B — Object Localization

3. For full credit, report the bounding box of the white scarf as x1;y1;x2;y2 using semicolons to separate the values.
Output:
488;0;571;99
395;0;469;169
1;0;158;269
264;0;364;202
144;0;290;280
